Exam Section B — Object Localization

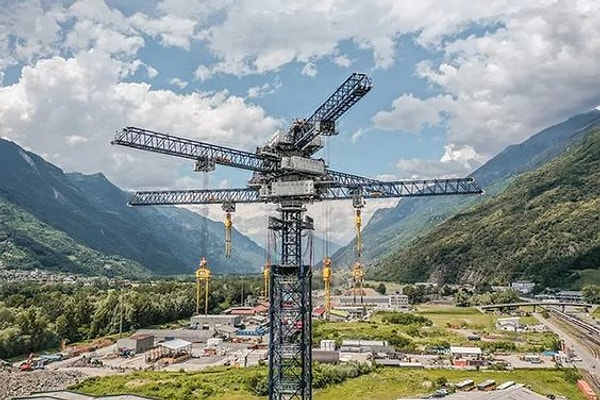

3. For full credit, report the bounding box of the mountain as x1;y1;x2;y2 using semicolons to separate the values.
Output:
331;110;600;268
0;197;149;277
373;127;600;288
0;138;265;276
310;234;342;266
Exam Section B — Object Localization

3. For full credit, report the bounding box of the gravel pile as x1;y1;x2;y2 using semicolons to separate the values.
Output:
1;370;85;400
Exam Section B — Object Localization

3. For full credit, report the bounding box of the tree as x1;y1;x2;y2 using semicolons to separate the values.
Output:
492;289;520;304
376;283;387;295
455;288;470;307
582;284;600;304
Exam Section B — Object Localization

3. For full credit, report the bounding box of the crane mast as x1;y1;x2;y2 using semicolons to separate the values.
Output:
111;73;483;400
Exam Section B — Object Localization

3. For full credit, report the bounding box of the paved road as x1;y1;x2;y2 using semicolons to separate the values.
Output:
534;312;599;380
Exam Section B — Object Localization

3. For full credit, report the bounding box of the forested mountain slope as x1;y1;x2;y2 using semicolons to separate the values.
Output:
0;139;264;276
374;128;600;287
331;110;600;268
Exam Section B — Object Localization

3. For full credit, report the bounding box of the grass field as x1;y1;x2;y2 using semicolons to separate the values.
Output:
72;367;585;400
413;305;497;330
592;308;600;318
313;314;468;350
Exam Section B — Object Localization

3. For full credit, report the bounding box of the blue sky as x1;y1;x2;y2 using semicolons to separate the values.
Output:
1;0;599;245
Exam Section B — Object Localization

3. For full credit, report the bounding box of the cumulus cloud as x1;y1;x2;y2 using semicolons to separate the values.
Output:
372;94;455;133
301;62;318;77
247;80;281;99
168;77;188;89
0;52;281;190
410;0;600;159
193;0;533;77
4;0;600;249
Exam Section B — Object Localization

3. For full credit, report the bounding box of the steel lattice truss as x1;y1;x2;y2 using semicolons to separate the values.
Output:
128;177;481;205
292;73;372;152
111;73;483;400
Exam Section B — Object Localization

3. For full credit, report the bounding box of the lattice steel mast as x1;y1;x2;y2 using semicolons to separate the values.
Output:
111;73;483;400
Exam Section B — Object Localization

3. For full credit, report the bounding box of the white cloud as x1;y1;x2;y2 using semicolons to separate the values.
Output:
168;77;188;89
0;52;281;190
332;55;352;67
372;94;454;133
146;65;159;78
66;135;89;146
128;13;197;49
191;0;535;77
301;62;318;77
395;157;473;180
246;80;281;99
409;0;600;159
350;128;367;143
194;65;212;81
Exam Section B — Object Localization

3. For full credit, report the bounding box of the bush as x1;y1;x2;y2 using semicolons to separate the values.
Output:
379;312;433;326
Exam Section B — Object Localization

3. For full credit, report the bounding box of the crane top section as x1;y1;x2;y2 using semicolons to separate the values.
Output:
112;72;483;208
260;73;373;156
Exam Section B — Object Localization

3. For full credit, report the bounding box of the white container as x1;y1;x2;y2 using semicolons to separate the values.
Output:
320;340;336;351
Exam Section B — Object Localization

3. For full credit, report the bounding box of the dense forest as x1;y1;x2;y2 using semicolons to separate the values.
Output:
0;277;261;360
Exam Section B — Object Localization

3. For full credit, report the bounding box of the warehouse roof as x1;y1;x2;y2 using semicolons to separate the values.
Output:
450;346;482;355
399;386;549;400
159;338;192;350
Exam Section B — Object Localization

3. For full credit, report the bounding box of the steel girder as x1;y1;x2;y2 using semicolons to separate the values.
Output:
112;126;269;173
127;177;482;206
293;73;373;152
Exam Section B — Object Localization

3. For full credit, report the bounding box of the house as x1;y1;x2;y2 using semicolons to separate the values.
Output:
116;334;155;354
450;346;482;367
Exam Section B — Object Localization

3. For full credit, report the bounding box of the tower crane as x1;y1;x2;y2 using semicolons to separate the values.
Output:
195;257;210;315
111;73;483;400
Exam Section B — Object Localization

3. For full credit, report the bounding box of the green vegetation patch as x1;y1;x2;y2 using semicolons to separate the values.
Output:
313;312;467;351
374;127;600;287
414;306;497;330
72;367;585;400
72;363;377;400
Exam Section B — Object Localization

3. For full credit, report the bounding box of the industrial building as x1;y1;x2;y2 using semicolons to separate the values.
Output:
134;328;213;343
450;346;483;367
190;314;241;329
398;385;552;400
555;290;584;303
510;281;536;294
332;293;410;311
312;349;340;363
340;339;393;354
116;334;155;354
